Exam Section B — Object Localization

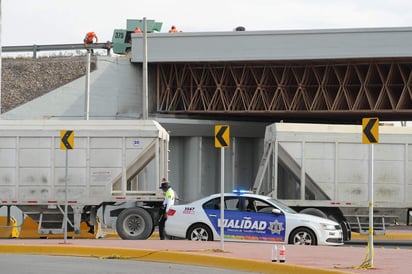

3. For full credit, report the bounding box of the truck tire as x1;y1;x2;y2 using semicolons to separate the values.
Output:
340;220;352;241
116;207;153;240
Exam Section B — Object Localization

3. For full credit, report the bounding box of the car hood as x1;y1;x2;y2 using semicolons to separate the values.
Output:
293;213;340;226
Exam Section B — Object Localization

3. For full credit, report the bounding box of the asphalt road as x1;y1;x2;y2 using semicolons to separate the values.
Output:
0;254;257;274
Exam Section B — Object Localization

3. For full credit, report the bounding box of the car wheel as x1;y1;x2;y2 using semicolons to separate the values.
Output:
187;224;213;241
289;227;317;245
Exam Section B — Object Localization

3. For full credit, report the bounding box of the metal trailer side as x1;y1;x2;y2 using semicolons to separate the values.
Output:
0;120;169;239
253;123;412;237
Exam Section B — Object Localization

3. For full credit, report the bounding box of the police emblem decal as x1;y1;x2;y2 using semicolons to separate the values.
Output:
269;219;284;234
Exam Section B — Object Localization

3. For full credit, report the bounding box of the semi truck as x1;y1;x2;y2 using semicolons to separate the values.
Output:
112;19;162;55
0;120;169;240
253;122;412;239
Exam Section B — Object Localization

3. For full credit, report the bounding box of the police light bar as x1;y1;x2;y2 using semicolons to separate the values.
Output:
232;189;253;195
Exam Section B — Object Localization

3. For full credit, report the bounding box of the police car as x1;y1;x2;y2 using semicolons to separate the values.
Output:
165;191;343;245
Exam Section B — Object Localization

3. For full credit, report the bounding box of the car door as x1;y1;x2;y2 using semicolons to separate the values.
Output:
202;196;239;238
203;195;287;242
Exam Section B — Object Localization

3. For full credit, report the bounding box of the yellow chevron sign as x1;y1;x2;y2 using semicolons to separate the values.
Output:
362;118;379;144
60;130;74;150
215;125;230;148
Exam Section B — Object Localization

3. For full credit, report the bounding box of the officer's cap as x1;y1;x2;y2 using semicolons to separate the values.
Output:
160;182;170;189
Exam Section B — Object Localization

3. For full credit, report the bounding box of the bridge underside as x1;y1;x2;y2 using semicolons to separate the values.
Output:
157;59;412;123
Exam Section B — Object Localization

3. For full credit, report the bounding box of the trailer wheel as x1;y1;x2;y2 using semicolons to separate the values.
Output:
289;227;317;245
116;207;153;240
327;214;338;222
340;220;352;241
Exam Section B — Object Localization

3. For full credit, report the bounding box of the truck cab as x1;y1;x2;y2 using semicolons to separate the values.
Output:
112;19;162;55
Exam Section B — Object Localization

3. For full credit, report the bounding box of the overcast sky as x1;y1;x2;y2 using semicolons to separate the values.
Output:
2;0;412;46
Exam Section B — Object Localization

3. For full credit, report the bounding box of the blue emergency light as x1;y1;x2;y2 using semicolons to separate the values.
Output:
232;189;253;195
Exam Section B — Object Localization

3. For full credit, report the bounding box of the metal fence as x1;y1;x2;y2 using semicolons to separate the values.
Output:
2;42;112;58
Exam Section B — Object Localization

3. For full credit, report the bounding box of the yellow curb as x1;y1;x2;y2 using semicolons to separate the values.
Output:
0;244;349;274
351;232;412;241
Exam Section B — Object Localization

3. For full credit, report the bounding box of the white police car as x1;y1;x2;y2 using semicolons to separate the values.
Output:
165;191;343;245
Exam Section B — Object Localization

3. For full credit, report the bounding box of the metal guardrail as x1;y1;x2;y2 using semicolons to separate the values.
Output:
2;42;113;58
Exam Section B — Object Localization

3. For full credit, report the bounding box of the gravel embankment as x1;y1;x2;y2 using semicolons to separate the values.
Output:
1;57;96;113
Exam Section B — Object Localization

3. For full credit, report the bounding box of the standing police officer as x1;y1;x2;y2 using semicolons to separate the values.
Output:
159;179;175;240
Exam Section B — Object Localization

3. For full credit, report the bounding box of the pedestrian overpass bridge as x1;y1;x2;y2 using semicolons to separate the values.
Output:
132;27;412;123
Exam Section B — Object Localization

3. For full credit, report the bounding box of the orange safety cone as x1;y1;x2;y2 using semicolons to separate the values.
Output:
10;217;19;239
279;244;286;263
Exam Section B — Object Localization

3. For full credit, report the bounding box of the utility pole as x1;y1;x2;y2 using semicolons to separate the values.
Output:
84;52;91;120
0;0;3;117
142;17;148;120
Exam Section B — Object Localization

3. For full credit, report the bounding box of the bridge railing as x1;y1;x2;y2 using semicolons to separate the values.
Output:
2;42;113;58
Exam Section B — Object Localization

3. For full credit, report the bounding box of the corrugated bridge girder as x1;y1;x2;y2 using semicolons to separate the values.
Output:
157;61;412;122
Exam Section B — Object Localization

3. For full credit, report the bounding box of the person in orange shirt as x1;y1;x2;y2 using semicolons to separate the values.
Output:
169;25;180;33
83;31;98;54
128;27;142;44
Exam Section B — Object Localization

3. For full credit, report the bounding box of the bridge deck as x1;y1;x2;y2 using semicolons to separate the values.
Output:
131;27;412;62
130;28;412;122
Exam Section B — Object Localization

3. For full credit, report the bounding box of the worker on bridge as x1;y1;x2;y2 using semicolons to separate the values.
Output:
169;25;182;33
127;27;143;46
83;31;98;54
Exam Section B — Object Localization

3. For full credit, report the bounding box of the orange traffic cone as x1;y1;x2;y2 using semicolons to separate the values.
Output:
10;217;19;239
279;244;286;263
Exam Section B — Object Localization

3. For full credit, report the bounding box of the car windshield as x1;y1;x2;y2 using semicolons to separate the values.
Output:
267;198;297;214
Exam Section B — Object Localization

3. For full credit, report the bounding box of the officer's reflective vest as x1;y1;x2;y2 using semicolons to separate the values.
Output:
163;188;175;212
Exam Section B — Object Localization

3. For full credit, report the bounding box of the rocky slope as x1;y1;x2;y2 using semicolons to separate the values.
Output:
1;57;95;113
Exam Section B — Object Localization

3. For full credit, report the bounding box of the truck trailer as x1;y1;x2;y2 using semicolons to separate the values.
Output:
0;120;169;240
253;122;412;239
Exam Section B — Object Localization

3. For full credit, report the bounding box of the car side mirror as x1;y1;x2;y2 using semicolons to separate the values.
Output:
272;208;282;215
